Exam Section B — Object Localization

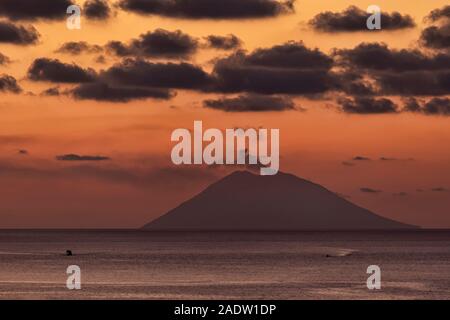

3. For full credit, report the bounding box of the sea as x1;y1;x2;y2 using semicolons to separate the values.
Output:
0;230;449;299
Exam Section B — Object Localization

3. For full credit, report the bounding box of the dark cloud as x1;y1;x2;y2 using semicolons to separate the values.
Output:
419;98;450;115
0;52;11;65
106;29;198;59
431;187;447;192
40;86;61;96
426;5;450;22
28;58;97;83
420;23;450;50
342;161;355;166
336;43;450;71
331;69;376;96
309;6;415;32
379;156;414;161
205;34;242;50
376;70;450;96
95;55;107;64
211;42;334;94
353;156;371;161
335;43;450;96
72;82;175;102
84;0;112;20
240;41;333;69
0;74;22;93
118;0;295;19
0;0;73;20
360;187;382;194
403;97;422;112
0;21;39;45
38;39;450;102
102;58;212;90
213;63;332;95
380;157;396;161
404;97;450;116
104;41;130;56
55;41;103;55
204;94;295;112
56;154;111;161
338;97;398;114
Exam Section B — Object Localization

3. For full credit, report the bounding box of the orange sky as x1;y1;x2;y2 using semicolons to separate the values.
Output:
0;0;449;228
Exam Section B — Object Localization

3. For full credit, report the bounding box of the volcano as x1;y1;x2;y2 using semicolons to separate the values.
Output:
143;170;416;230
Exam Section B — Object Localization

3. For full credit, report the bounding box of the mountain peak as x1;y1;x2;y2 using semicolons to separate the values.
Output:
144;170;416;231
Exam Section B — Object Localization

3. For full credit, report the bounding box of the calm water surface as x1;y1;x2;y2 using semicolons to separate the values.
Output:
0;230;449;299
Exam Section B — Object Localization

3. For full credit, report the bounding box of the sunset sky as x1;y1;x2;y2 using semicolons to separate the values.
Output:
0;0;449;228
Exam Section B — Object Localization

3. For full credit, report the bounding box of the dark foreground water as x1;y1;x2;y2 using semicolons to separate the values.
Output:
0;230;449;299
